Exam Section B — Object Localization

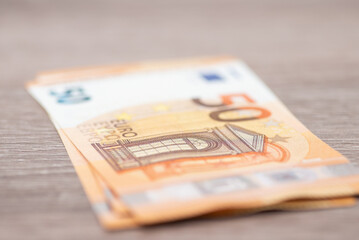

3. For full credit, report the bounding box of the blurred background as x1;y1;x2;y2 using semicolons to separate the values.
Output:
1;0;358;239
1;0;358;86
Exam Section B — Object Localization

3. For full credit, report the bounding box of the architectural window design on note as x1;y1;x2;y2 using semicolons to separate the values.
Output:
92;124;265;171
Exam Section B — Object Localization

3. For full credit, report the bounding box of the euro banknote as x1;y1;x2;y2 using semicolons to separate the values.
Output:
33;59;358;230
27;56;359;227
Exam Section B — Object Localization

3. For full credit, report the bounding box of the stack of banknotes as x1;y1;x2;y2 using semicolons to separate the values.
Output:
26;56;359;230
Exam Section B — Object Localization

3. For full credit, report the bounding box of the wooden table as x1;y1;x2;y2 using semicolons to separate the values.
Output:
1;0;358;239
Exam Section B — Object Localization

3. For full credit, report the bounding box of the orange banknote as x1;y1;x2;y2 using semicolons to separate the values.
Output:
42;75;356;229
27;57;359;227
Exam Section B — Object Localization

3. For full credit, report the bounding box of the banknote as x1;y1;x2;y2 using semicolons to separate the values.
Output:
34;60;358;230
27;56;359;225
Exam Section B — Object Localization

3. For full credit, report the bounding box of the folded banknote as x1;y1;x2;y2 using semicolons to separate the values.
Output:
27;56;359;229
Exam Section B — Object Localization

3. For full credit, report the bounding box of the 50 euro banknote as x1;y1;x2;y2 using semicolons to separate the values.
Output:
27;56;359;226
35;60;358;230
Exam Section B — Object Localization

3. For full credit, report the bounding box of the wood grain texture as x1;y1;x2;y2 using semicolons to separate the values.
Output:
1;0;358;239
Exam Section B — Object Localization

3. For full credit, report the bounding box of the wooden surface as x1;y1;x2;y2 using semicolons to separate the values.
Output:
1;0;359;239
